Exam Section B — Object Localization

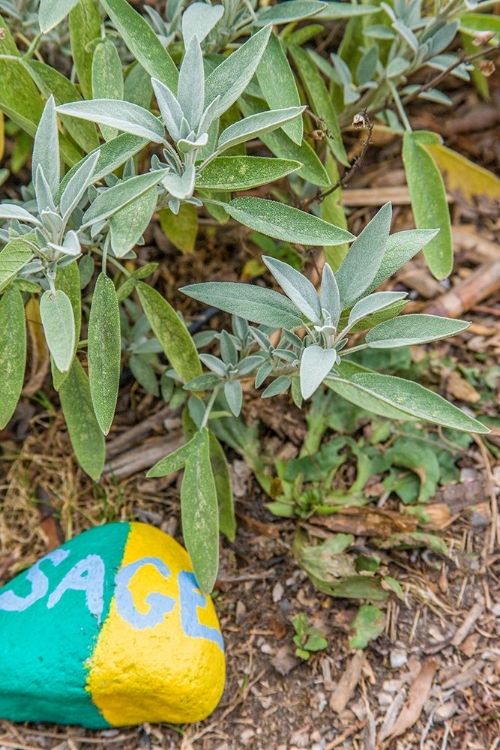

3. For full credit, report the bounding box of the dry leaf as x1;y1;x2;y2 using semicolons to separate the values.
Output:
330;650;365;713
383;660;437;740
446;370;481;403
425;143;500;202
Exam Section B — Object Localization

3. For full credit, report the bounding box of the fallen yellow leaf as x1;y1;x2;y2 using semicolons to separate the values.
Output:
425;143;500;203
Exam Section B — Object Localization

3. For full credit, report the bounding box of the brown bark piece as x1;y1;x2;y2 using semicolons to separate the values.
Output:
382;660;437;740
330;650;365;713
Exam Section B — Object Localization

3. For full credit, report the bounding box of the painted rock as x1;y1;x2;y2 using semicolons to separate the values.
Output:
0;522;225;728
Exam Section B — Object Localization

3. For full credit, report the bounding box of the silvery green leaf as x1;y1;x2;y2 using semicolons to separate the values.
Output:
92;39;124;142
162;165;196;200
197;95;221;137
219;330;238;366
48;230;81;257
250;327;272;351
386;57;411;78
330;53;353;87
204;25;272;119
0;204;41;226
256;0;326;24
426;54;470;81
238;355;264;376
200;353;226;376
263;256;321;324
347;291;408;328
0;286;26;429
217;107;305;154
273;349;296;363
364;24;396;39
60;151;100;222
178;35;204;129
35;165;56;214
40;289;75;372
197;156;301;191
32;95;59;197
100;0;178;91
320;263;340;325
182;282;303;329
262;375;291;398
366;314;469;348
177;133;208;153
225;198;354;246
257;33;303;145
224;380;242;417
151;78;183;141
184;373;220;391
332;372;489;433
39;0;80;33
255;360;273;388
181;2;224;45
423;21;458;56
56;100;166;143
368;229;439;294
40;210;63;238
300;345;338;399
392;20;419;51
82;170;164;227
110;186;158;257
336;203;392;308
0;239;34;293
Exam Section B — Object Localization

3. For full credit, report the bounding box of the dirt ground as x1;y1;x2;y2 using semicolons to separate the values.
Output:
1;37;500;750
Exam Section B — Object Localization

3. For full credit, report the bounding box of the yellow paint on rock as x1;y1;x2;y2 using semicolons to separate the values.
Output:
86;523;225;725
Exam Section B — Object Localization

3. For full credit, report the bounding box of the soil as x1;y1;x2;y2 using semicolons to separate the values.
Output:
1;25;500;750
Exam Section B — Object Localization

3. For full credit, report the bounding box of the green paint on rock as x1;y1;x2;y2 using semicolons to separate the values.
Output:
0;523;130;727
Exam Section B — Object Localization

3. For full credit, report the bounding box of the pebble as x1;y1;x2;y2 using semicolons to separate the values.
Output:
390;648;408;668
0;522;225;727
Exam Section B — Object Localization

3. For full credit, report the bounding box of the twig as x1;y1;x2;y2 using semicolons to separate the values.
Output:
400;43;500;109
303;110;374;208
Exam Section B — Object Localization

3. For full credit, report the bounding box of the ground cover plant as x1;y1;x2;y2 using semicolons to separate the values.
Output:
0;0;499;714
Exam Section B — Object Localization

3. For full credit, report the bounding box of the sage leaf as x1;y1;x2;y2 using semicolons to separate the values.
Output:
347;291;408;328
181;282;303;329
92;39;124;141
366;314;469;348
257;33;303;145
209;431;236;542
256;0;326;24
0;204;41;226
181;428;219;593
137;281;202;383
0;287;26;429
182;2;224;45
403;131;452;280
39;0;80;33
367;228;439;294
32;95;59;197
59;358;105;480
336;203;392;308
217;106;305;154
57;100;165;143
0;239;34;292
40;289;75;373
224;197;354;246
289;43;347;165
59;151;100;222
88;274;121;435
197;156;301;191
51;262;82;390
224;380;243;417
329;372;489;433
147;434;198;477
82;170;164;227
300;345;338;399
100;0;178;90
205;25;272;118
263;256;321;323
109;186;158;257
69;0;101;100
